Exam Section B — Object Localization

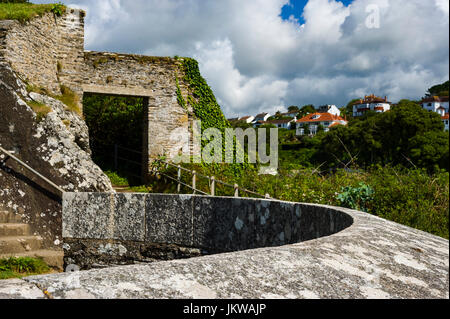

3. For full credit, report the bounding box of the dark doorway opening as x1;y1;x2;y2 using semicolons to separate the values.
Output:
83;93;146;186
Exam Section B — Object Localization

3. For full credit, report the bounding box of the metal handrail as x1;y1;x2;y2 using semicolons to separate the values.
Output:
0;146;65;197
153;159;270;199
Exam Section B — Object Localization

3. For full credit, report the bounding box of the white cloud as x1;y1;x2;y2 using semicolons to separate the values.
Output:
435;0;449;15
35;0;449;117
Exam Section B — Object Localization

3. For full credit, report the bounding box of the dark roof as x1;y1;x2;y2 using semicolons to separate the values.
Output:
297;113;346;123
255;113;269;118
352;95;391;105
421;96;449;103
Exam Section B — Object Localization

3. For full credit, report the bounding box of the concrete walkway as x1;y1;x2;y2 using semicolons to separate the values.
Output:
0;205;448;299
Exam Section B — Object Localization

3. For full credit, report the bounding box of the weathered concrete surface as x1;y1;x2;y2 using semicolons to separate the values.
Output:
1;204;447;299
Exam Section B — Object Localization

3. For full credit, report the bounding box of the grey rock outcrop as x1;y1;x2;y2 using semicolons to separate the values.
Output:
0;61;113;249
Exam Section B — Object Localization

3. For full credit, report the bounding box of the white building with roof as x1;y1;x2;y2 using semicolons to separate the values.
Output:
352;95;391;117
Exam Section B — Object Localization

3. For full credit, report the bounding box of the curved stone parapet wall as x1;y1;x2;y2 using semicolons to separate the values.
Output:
62;193;353;269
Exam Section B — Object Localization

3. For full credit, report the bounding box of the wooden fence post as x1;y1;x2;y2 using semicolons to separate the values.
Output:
192;170;196;195
177;166;181;193
234;184;239;198
211;176;215;196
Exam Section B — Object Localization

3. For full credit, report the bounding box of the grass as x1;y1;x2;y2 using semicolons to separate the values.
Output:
105;170;130;187
26;84;81;116
55;85;81;116
0;2;64;23
27;100;52;122
0;257;51;280
105;170;152;193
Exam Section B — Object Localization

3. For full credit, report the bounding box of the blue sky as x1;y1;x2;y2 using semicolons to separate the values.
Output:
33;0;449;117
280;0;353;23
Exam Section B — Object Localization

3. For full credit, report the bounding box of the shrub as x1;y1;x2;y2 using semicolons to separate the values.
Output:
337;182;374;212
0;257;50;279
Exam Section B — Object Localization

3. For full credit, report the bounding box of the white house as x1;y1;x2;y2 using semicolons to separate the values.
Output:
239;116;255;124
253;113;270;122
265;119;295;129
421;96;449;113
318;105;341;117
420;96;449;132
252;113;271;127
296;113;348;136
352;95;391;117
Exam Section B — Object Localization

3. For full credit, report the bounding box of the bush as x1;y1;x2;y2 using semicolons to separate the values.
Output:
337;183;374;212
0;257;50;279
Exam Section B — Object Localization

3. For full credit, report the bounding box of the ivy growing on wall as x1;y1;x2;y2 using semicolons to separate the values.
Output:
177;58;249;175
179;58;229;132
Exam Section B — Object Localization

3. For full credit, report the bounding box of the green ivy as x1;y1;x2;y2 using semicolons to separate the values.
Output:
180;58;229;132
178;58;249;175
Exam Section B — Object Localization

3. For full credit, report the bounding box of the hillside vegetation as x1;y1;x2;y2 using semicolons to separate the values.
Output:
0;1;65;23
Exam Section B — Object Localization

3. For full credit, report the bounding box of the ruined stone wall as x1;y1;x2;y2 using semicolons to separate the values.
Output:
83;51;195;165
0;9;85;96
62;193;354;269
1;11;198;165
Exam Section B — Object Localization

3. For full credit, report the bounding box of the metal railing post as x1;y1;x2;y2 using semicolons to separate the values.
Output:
192;170;196;195
211;176;215;196
234;184;239;198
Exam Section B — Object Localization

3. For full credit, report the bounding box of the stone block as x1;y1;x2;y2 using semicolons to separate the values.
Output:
254;199;296;248
113;193;146;242
193;196;256;253
62;192;113;240
145;194;194;246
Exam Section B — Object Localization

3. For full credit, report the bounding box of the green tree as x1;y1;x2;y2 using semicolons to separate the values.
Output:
297;105;315;119
288;105;300;113
313;99;448;172
83;94;144;170
426;80;449;97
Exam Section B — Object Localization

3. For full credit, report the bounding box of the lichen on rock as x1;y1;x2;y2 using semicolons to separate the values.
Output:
0;61;113;249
